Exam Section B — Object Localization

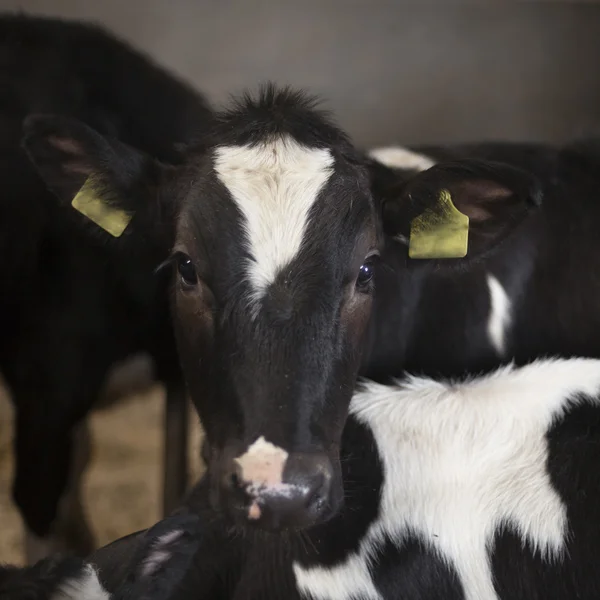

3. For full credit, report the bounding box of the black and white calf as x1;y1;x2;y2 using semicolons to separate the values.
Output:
0;14;213;561
92;357;600;600
22;84;600;536
363;138;598;378
0;513;201;600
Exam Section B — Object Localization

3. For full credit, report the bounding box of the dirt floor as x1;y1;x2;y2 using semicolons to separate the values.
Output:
0;373;204;566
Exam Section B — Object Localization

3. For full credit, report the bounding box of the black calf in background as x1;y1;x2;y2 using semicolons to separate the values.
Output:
0;13;213;562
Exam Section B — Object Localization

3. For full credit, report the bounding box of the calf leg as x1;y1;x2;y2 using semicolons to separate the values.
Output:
24;419;95;563
162;382;189;516
9;347;104;563
14;412;96;564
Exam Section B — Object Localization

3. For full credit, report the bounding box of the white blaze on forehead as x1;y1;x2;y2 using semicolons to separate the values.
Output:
487;274;512;356
234;436;289;487
368;145;435;172
214;136;334;299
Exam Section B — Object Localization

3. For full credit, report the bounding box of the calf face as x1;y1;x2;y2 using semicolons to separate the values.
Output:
22;86;541;532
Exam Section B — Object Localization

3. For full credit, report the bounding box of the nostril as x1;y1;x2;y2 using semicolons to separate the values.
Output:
306;488;325;512
305;475;327;511
221;451;335;529
230;472;241;489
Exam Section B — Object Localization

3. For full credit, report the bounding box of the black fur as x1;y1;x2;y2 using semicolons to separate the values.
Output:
110;513;203;600
0;13;213;556
363;139;600;381
0;555;90;600
0;513;202;600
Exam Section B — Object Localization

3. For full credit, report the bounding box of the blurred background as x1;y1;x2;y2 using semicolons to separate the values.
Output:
1;0;600;565
2;1;600;146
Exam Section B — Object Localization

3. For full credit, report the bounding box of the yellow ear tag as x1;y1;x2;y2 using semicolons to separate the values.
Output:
71;177;133;238
408;188;469;259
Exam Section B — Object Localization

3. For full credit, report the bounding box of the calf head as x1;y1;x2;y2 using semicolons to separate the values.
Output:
23;86;379;531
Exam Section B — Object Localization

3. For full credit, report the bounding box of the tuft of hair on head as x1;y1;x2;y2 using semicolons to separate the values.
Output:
203;81;352;151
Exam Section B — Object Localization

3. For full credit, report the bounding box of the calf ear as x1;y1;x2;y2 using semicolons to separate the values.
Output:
379;158;543;260
22;114;172;242
112;512;202;600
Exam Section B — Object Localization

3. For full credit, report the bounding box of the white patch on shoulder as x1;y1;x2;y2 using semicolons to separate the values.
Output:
51;564;110;600
214;136;334;301
487;274;512;355
294;358;600;600
368;146;435;172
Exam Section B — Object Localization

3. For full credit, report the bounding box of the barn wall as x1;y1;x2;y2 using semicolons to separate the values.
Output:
2;2;600;147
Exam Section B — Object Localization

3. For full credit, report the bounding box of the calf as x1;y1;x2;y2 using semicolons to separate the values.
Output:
91;357;600;600
0;513;201;600
0;14;213;560
22;84;600;535
362;140;596;380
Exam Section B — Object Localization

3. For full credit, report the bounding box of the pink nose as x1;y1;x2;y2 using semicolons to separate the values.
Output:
223;438;333;530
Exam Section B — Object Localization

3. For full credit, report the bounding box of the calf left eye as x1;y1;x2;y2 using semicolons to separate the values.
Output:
356;255;379;292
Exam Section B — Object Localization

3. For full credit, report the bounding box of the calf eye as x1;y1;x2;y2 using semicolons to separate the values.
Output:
177;254;198;288
356;254;379;293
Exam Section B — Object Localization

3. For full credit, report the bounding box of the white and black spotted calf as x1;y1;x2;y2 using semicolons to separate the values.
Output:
21;83;600;537
89;358;600;599
0;513;201;600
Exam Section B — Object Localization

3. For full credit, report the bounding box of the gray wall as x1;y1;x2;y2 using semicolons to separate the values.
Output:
3;0;600;147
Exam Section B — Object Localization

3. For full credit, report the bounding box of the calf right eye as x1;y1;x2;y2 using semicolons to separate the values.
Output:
177;254;198;288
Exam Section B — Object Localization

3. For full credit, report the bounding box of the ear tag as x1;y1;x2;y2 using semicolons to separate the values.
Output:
71;177;132;238
408;189;469;259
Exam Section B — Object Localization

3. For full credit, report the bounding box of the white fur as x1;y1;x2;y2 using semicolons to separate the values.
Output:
51;564;109;600
368;146;435;172
141;529;182;576
234;437;300;520
487;274;512;355
214;137;334;303
235;436;289;485
293;358;600;600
